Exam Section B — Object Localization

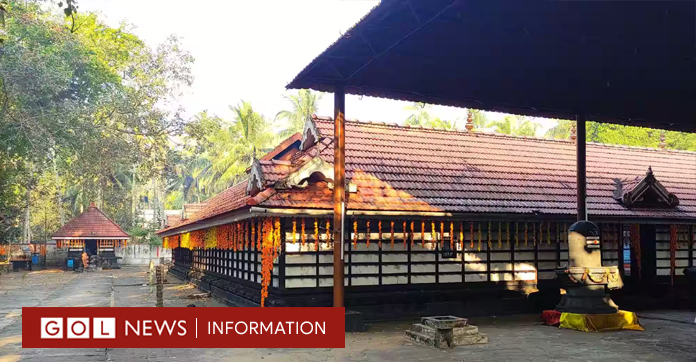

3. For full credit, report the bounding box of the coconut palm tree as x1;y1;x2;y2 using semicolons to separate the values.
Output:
487;115;541;136
275;90;322;138
201;101;274;191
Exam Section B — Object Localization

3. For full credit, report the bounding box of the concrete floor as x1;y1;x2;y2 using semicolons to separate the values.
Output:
1;267;695;361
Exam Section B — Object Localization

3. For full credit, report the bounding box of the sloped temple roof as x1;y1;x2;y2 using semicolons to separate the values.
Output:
158;116;696;236
52;203;130;239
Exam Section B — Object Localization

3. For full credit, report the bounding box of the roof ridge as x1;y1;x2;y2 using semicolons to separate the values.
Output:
312;116;696;155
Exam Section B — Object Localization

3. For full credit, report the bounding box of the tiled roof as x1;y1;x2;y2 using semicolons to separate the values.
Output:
166;214;182;228
52;204;130;238
159;116;696;235
264;116;696;218
158;181;251;234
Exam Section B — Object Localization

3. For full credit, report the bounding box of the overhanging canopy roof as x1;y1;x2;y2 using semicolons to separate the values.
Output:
288;0;696;131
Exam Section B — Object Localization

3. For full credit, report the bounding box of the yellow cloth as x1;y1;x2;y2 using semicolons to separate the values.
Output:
559;310;644;332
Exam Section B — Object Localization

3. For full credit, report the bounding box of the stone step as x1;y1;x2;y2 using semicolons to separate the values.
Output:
404;330;447;349
453;325;479;336
410;323;437;338
422;316;468;329
453;332;488;346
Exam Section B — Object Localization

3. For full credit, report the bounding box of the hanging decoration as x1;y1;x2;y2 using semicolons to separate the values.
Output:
533;222;537;246
292;219;297;244
547;222;551;245
243;220;248;248
260;218;281;307
670;224;678;286
192;230;204;249
459;222;464;249
171;234;180;249
630;224;642;279
556;223;560;244
439;221;444;248
275;218;282;259
257;219;263;250
326;219;331;248
181;232;190;249
421;220;425;247
450;222;454;249
431;221;436;245
411;221;415;248
506;222;510;247
232;222;238;250
487;221;492;249
390;221;395;249
515;222;519;247
216;225;227;250
378;220;383;249
353;220;358;249
314;218;319;251
524;223;528;246
301;218;306;246
470;222;474;248
403;221;407;247
563;223;568;243
366;221;371;248
497;222;502;249
477;223;482;252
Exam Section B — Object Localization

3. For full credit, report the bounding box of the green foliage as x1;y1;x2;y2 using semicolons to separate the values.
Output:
165;103;275;204
486;115;540;136
0;1;193;242
275;89;322;138
545;120;696;151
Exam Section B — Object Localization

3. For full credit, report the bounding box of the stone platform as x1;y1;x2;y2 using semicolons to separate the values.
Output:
405;316;488;348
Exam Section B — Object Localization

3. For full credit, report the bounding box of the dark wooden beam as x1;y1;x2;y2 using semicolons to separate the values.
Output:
333;85;346;307
576;113;587;221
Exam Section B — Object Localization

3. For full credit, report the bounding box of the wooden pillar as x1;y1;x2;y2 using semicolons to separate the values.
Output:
333;85;346;307
576;113;587;221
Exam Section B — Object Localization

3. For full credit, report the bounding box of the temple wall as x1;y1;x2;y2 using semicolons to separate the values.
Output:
117;245;171;265
170;219;696;310
283;221;571;289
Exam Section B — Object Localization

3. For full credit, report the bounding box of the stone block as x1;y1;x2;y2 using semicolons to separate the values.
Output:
406;316;487;349
452;325;479;336
421;316;468;329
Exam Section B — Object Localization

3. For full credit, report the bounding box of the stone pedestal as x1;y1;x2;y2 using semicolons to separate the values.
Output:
555;266;622;314
405;316;487;348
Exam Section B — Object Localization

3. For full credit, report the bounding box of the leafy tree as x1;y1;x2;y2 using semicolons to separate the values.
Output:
404;102;431;126
0;1;193;243
467;109;489;130
275;89;322;138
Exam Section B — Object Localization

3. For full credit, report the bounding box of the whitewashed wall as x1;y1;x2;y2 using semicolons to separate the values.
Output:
116;245;171;265
283;221;572;289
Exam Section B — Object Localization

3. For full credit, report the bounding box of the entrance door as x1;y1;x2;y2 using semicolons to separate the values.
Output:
634;225;657;287
85;240;97;256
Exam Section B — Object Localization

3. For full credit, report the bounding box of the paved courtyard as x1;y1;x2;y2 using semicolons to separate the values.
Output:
0;266;695;361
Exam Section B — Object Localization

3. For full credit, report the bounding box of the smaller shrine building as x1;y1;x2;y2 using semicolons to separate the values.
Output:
52;203;130;269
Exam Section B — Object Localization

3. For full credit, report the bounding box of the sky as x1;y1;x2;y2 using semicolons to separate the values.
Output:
78;0;556;134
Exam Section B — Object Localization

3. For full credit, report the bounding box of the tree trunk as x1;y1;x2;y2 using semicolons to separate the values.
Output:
131;164;137;228
23;187;32;244
52;159;65;226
